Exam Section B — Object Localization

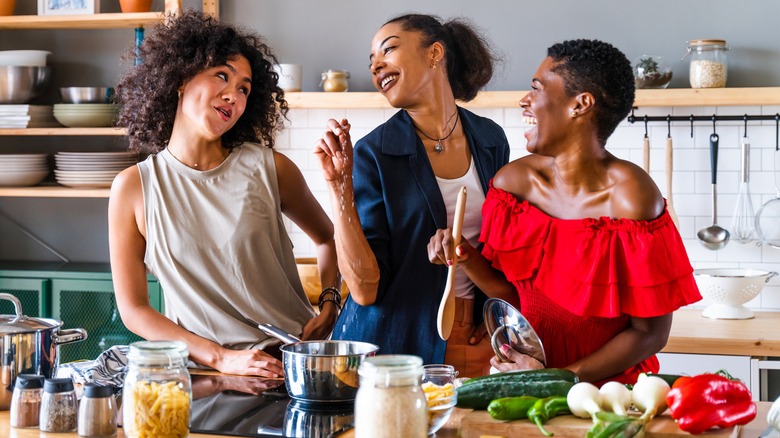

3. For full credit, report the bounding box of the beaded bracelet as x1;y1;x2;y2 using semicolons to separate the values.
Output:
318;286;342;312
319;297;341;312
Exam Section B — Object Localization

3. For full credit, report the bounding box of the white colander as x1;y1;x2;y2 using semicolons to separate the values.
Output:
694;268;777;319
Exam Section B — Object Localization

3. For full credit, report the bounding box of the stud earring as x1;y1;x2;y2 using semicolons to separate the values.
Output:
570;109;579;117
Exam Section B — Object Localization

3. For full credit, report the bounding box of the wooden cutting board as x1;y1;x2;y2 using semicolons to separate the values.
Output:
460;410;739;438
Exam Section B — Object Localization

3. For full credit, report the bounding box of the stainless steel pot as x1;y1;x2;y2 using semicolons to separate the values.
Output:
257;323;378;403
0;293;88;409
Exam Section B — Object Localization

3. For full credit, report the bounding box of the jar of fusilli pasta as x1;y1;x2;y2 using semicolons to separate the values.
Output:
122;340;191;438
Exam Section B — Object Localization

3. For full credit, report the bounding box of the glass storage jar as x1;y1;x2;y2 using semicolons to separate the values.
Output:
122;340;191;438
40;377;78;433
685;39;729;88
78;383;117;437
354;354;427;438
320;69;350;92
10;374;44;428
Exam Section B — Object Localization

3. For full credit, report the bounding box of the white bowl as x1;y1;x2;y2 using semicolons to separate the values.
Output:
0;50;51;67
0;169;49;187
694;268;777;319
53;111;117;127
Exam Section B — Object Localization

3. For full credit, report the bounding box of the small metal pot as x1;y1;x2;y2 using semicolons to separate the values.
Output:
258;323;378;403
0;293;87;409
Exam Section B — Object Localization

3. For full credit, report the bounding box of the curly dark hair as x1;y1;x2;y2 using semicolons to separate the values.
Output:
547;39;635;144
385;14;499;102
115;9;288;154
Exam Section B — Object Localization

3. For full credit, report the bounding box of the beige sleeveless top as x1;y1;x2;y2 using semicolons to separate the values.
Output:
138;142;314;350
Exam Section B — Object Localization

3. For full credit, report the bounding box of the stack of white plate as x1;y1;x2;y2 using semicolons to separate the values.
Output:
54;151;137;188
0;153;49;187
53;104;118;128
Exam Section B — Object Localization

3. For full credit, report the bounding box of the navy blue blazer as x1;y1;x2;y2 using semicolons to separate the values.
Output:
332;107;510;364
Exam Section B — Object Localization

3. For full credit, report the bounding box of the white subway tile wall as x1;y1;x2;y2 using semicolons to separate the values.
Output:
279;105;780;311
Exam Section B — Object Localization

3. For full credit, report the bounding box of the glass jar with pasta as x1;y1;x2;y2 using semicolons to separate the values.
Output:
122;340;191;438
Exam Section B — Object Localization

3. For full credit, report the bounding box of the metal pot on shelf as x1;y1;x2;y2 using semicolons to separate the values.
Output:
0;292;87;409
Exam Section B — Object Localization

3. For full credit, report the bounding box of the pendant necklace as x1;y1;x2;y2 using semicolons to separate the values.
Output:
414;110;460;153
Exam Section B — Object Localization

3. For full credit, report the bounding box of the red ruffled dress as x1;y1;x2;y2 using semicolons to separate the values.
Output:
480;185;702;385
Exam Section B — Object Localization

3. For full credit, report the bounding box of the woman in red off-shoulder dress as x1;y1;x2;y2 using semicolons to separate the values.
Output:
427;39;702;385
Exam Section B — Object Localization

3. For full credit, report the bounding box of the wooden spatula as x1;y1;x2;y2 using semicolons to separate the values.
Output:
437;186;467;341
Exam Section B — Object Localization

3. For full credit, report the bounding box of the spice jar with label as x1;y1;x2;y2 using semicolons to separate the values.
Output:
78;383;117;437
40;377;78;433
684;39;729;88
320;69;350;92
10;374;45;428
122;340;191;438
354;354;427;438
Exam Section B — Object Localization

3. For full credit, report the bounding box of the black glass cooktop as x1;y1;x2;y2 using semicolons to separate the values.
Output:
188;374;355;438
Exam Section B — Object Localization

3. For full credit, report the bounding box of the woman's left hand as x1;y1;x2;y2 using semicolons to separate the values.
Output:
490;345;545;372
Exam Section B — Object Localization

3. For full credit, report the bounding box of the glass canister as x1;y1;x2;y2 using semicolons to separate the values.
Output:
320;69;350;92
40;377;78;433
122;340;191;438
10;374;44;428
684;39;729;88
354;354;427;438
78;383;117;437
421;364;458;435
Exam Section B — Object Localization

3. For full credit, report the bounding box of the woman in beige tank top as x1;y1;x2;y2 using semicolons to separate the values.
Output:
109;10;340;378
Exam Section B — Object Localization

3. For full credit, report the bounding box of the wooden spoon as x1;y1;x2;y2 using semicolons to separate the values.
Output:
666;134;680;228
437;186;467;341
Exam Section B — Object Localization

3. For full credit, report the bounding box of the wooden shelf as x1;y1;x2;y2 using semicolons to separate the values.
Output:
0;185;109;198
0;127;126;136
285;87;780;109
0;12;166;30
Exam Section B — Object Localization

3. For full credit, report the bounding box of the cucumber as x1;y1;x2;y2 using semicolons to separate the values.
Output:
457;369;578;410
649;373;685;387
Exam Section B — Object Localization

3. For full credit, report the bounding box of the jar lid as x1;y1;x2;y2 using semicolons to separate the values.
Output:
43;378;74;393
323;69;350;78
128;340;189;365
15;374;44;390
688;39;728;47
83;383;114;398
359;354;422;386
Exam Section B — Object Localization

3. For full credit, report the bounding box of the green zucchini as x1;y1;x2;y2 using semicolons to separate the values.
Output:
649;373;685;387
457;369;578;410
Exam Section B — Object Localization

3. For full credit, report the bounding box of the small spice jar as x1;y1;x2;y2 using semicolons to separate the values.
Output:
122;340;191;438
684;39;729;88
320;69;350;92
354;354;427;438
40;377;78;433
78;383;117;437
10;374;44;428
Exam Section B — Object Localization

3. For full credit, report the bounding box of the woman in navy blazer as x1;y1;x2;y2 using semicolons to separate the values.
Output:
315;14;512;375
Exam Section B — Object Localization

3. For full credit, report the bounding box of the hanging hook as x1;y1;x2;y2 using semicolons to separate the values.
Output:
690;115;695;138
775;114;779;151
712;114;717;134
666;115;671;138
643;115;649;138
743;114;748;138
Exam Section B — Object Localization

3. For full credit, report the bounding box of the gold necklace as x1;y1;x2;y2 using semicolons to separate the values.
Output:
413;110;459;153
169;148;229;169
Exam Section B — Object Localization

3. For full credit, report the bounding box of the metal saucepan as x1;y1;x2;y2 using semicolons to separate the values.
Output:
0;293;88;409
258;323;378;403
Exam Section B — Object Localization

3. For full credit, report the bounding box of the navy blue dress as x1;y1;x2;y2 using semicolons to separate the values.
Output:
332;108;510;364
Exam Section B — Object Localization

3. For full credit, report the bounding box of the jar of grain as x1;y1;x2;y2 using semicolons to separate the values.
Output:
10;374;44;428
122;340;191;438
320;69;350;92
354;354;427;438
684;39;729;88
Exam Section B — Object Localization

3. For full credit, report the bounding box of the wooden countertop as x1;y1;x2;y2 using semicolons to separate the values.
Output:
664;309;780;357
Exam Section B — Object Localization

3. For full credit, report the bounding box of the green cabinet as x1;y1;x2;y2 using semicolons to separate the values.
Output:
0;262;162;363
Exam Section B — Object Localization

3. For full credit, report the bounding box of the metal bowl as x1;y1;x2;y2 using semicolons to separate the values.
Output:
0;66;52;104
60;87;115;104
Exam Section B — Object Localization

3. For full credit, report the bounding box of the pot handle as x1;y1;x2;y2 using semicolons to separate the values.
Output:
257;322;301;344
0;292;23;317
53;328;88;345
765;272;779;283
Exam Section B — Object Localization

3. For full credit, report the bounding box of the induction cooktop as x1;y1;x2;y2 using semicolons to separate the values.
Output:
188;374;355;438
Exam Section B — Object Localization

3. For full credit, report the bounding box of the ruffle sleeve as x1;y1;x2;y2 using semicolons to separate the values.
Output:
480;186;702;318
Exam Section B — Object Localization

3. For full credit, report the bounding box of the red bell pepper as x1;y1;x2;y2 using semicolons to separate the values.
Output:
665;372;756;435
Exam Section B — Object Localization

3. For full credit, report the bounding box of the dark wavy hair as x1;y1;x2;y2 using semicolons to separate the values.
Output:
115;9;288;154
547;39;635;144
385;13;499;102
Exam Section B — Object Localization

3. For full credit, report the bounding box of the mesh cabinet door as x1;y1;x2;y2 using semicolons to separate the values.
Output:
51;279;143;363
0;278;49;317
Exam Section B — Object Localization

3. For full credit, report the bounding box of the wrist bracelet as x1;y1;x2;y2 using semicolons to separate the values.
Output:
318;297;342;312
318;286;342;312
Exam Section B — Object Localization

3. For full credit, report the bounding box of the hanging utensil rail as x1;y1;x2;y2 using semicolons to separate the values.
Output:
627;111;780;150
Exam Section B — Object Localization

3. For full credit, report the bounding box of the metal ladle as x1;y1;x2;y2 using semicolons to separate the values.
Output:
697;126;730;249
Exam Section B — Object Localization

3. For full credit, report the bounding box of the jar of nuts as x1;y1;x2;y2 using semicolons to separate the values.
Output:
684;39;729;88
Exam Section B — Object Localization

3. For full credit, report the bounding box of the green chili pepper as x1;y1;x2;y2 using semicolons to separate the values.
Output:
486;396;539;421
527;396;571;437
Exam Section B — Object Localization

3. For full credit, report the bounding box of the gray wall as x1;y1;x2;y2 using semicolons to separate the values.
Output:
1;0;780;263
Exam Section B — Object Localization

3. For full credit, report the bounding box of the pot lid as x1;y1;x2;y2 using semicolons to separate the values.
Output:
0;292;61;333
